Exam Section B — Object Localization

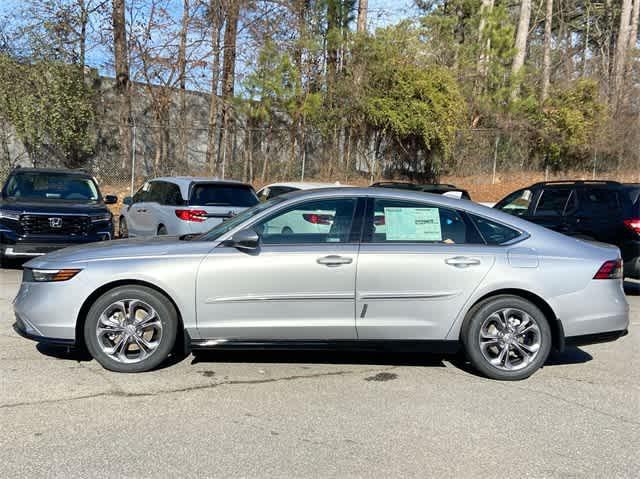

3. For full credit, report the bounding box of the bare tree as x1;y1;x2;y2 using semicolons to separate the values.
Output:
476;0;494;87
357;0;368;33
177;0;191;169
511;0;532;98
612;0;633;111
112;0;132;169
206;0;224;174
218;0;240;178
541;0;553;101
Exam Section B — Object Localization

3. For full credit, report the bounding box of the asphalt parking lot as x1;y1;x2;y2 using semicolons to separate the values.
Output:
1;266;639;478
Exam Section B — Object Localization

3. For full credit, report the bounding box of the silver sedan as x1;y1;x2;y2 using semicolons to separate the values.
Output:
13;188;629;380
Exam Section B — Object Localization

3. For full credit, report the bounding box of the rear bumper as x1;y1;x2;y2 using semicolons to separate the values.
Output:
564;329;628;347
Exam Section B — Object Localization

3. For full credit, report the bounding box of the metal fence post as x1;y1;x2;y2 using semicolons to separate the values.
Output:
491;135;499;184
130;123;136;196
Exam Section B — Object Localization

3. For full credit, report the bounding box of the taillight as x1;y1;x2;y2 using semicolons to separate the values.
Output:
175;209;207;222
593;259;623;280
303;213;333;225
623;218;640;235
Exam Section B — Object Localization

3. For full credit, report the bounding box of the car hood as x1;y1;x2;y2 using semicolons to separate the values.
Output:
25;236;215;267
0;199;109;215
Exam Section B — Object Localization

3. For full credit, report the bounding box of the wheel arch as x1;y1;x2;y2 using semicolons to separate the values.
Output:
75;279;185;352
459;288;564;351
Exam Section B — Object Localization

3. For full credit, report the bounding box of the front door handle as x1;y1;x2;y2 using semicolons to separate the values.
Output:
445;256;481;268
317;255;353;267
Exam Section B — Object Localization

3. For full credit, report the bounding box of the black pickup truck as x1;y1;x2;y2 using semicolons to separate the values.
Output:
0;168;117;266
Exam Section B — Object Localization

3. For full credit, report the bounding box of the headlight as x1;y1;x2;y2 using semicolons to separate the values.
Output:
23;268;82;282
0;209;20;221
90;212;112;223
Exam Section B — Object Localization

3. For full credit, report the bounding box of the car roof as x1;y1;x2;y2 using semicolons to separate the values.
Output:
261;182;346;190
9;167;92;178
529;180;623;189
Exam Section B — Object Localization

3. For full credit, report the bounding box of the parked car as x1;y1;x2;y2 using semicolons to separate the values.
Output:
256;181;345;202
494;180;639;279
119;177;258;238
371;181;472;200
256;182;348;235
0;167;116;267
15;188;628;380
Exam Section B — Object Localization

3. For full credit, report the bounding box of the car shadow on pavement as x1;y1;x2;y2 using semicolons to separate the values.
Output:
191;349;448;368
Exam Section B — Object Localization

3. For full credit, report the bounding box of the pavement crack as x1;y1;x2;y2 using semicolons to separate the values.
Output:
0;367;384;410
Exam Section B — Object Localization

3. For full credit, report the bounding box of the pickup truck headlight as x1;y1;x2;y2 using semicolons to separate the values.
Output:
23;268;82;282
90;212;112;223
0;209;20;221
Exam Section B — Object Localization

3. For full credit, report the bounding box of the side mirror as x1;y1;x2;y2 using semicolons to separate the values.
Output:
230;228;259;251
104;195;118;205
122;196;133;206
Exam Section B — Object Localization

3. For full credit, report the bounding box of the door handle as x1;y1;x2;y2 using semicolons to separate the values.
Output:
445;256;481;268
316;255;353;266
136;208;147;213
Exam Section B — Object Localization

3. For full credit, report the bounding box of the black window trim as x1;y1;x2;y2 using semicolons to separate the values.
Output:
219;196;365;247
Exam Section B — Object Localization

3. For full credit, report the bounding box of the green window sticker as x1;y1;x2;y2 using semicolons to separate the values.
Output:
383;207;442;241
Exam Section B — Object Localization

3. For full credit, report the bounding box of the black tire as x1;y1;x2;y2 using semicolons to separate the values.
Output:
83;285;178;373
157;225;168;235
119;216;128;238
461;295;551;381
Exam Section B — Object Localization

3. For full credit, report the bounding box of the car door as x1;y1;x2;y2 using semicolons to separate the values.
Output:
125;182;151;236
355;198;495;340
141;181;167;236
569;188;624;243
195;197;362;341
529;188;573;234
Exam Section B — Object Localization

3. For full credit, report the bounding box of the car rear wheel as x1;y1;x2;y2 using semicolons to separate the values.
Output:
84;285;178;373
119;217;128;238
462;295;551;380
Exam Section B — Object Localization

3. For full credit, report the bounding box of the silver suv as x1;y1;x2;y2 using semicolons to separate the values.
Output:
119;177;258;237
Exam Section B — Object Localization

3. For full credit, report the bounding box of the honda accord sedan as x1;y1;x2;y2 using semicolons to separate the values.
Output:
13;188;629;380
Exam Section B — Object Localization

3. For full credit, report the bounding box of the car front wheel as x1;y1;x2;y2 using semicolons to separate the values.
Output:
462;295;551;380
84;285;178;372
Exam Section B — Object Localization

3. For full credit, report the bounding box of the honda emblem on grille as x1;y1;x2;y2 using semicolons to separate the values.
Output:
49;217;63;228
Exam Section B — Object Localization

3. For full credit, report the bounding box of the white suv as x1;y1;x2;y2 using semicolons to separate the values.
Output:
120;177;258;237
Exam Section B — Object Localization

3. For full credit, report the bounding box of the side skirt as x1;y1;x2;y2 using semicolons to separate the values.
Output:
189;337;460;354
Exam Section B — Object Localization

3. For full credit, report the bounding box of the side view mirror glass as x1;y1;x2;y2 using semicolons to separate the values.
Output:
122;196;133;205
230;228;259;251
104;195;118;205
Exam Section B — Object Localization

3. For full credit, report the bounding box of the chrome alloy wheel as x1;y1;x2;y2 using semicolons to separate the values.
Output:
96;300;163;364
478;308;541;371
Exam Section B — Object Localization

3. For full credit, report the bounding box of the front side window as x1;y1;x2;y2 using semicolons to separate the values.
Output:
3;172;99;202
496;189;533;217
534;189;572;216
255;198;356;244
366;199;482;244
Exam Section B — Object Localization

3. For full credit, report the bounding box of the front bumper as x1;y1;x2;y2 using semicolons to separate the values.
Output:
13;315;75;346
1;231;112;258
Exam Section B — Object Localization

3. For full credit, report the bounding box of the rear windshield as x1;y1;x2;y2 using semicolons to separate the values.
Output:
189;183;258;207
3;172;100;202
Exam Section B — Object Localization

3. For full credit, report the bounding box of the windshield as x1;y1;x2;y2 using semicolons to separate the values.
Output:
3;172;100;202
198;196;287;241
189;183;258;207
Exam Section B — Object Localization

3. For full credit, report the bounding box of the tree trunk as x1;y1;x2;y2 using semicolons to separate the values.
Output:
112;0;132;171
541;0;553;101
206;0;224;175
356;0;368;33
78;0;88;71
511;0;532;98
177;0;190;171
219;0;240;178
612;0;633;111
476;0;494;84
621;0;640;109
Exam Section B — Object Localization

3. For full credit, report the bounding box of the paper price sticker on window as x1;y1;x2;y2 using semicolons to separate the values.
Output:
383;207;442;241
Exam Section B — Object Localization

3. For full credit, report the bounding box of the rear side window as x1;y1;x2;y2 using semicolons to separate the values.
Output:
469;214;522;245
190;184;258;207
579;189;622;216
534;189;572;216
165;183;184;206
366;199;483;244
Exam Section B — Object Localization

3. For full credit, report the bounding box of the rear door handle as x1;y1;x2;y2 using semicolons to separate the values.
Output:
317;255;353;267
445;256;481;268
136;208;147;213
